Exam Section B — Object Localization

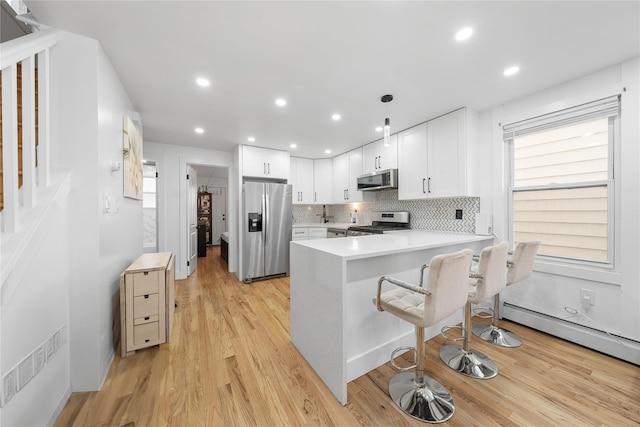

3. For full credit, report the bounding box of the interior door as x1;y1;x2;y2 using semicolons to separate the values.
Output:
211;187;226;245
187;165;198;276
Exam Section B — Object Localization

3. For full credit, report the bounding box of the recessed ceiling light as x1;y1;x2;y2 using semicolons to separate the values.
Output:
290;143;297;148
332;113;341;121
375;126;383;132
196;77;210;87
455;27;473;41
247;136;256;142
504;66;520;76
275;98;287;107
195;127;204;134
324;149;331;154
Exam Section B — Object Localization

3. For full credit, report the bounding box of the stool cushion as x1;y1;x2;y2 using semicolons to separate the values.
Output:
374;249;473;328
377;287;429;327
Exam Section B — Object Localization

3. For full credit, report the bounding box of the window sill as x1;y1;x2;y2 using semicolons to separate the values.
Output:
533;259;621;285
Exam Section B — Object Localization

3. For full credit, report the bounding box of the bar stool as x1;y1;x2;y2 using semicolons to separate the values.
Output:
472;241;541;347
439;242;508;379
374;249;473;423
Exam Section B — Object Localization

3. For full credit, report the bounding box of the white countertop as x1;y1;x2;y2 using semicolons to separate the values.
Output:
292;223;352;229
291;230;493;260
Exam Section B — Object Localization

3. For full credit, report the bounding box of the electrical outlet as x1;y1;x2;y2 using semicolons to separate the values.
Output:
580;288;596;310
455;209;463;220
2;368;17;407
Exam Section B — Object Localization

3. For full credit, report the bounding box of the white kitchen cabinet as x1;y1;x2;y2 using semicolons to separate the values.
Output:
292;227;327;240
362;134;398;174
308;227;327;239
313;159;333;204
292;227;309;240
398;108;478;200
290;157;314;204
242;145;290;180
332;148;373;203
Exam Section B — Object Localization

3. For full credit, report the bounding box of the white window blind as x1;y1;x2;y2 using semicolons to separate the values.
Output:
506;95;619;264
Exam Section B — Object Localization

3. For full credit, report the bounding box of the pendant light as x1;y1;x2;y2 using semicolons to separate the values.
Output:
381;94;393;146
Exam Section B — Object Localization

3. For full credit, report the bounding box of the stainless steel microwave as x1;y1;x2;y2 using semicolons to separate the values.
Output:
357;169;398;191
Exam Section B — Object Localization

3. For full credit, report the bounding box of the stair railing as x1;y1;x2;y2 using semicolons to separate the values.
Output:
1;28;60;234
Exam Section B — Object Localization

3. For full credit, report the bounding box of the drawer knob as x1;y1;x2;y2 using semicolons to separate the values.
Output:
145;339;150;342
144;295;149;299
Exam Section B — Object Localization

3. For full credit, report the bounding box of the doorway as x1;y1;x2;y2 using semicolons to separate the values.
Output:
188;165;229;261
142;161;158;253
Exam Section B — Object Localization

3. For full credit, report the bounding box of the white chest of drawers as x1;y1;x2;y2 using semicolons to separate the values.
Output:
120;252;175;357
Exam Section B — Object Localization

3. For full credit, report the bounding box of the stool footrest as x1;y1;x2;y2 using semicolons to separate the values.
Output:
440;324;465;342
390;346;417;371
472;306;494;319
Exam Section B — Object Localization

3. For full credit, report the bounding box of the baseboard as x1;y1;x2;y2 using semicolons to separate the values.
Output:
503;303;640;366
46;386;71;427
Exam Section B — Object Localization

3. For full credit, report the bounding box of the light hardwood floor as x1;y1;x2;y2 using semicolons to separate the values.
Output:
55;247;640;426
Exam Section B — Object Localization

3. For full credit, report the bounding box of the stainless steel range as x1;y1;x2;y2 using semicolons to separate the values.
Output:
347;211;410;236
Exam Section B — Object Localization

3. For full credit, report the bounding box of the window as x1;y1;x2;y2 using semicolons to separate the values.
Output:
505;96;619;265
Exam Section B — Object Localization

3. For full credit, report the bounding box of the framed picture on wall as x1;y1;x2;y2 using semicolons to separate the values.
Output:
123;115;143;200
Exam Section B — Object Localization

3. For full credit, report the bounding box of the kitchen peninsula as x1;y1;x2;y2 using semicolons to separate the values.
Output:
290;231;494;405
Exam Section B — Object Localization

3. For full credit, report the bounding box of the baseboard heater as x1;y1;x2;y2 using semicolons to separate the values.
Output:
502;302;640;366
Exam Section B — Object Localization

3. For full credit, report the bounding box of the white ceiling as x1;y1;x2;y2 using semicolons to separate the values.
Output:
24;1;640;159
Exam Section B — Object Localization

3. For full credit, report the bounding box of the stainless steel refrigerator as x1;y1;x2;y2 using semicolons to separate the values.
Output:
242;181;292;283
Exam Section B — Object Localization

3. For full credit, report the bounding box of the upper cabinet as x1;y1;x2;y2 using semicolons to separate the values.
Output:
332;148;373;203
242;145;290;180
290;157;314;204
362;134;398;175
313;159;333;204
398;108;478;200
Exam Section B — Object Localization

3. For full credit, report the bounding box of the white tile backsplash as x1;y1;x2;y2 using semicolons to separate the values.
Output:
292;190;480;233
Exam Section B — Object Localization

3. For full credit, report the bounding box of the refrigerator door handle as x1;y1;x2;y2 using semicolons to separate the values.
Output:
263;193;269;245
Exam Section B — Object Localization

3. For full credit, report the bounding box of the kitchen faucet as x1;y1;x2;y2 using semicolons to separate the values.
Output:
316;205;333;223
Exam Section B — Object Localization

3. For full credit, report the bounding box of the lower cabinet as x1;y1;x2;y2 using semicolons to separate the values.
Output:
120;252;175;357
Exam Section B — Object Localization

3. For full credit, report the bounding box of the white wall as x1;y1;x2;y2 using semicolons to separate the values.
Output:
484;57;640;359
1;30;144;425
143;142;233;279
0;184;72;426
52;32;142;392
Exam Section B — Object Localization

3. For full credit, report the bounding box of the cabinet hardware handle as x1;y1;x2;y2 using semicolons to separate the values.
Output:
144;316;150;320
346;189;349;200
314;192;317;202
143;271;149;276
267;162;270;175
428;177;432;193
145;339;150;342
144;295;150;299
422;178;426;193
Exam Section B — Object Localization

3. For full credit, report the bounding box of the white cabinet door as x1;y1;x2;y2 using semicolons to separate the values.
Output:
290;157;314;204
347;148;365;202
397;123;428;200
427;108;466;197
292;227;309;240
313;159;333;204
332;152;350;202
363;135;398;174
243;146;290;180
398;109;474;200
308;228;327;239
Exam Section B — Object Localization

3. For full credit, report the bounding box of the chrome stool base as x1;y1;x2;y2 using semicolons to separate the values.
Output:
439;345;498;379
472;324;522;348
389;372;455;423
